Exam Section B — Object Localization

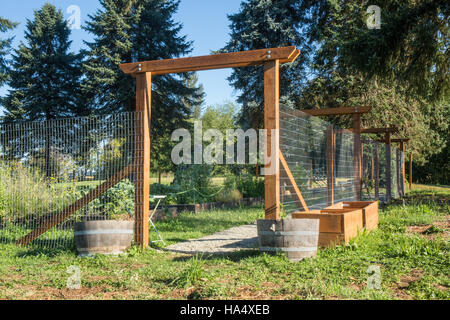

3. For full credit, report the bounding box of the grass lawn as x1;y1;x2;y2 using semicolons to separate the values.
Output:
0;186;448;300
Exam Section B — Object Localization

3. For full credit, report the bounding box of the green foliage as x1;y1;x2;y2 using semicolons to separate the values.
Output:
299;0;449;165
0;17;18;86
86;179;135;220
172;164;214;204
150;183;180;205
171;255;207;288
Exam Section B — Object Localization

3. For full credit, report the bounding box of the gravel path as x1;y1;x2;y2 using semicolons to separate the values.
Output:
165;223;259;255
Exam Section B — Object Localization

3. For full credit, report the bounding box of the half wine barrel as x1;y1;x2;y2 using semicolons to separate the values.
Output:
74;220;134;256
257;218;319;261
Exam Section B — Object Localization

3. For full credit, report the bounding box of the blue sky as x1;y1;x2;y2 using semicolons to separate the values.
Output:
0;0;244;114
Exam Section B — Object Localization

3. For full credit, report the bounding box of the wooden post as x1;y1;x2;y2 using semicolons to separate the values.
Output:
396;149;401;198
374;143;380;199
400;141;406;196
385;131;392;202
353;114;362;201
409;153;413;190
135;72;152;248
326;126;335;206
264;60;280;220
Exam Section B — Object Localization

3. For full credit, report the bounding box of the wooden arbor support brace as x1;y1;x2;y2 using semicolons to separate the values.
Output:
279;151;308;212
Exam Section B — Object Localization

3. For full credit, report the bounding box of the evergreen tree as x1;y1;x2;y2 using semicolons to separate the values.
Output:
2;3;84;121
1;4;85;176
0;17;18;86
221;0;310;129
83;0;203;172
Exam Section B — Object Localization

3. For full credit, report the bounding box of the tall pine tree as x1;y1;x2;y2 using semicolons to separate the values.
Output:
0;17;18;86
2;3;84;121
221;0;311;129
82;0;204;172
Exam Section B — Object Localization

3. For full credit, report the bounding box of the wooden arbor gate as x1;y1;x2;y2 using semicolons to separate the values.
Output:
17;46;302;248
120;46;301;247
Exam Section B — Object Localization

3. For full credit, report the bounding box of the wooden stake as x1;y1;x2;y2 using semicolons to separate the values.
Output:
134;72;151;248
264;60;280;220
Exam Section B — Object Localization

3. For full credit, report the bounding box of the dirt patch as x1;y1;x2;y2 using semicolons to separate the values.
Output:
406;216;449;240
393;269;424;300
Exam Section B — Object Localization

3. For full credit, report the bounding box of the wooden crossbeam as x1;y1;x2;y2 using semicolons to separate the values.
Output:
360;127;398;134
279;150;309;211
120;46;300;75
391;138;410;143
16;164;134;246
300;106;371;116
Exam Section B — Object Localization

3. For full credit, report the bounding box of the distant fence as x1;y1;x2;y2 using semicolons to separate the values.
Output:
0;113;138;248
279;106;405;212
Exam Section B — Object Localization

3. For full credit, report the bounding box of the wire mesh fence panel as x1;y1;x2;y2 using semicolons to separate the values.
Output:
279;105;405;214
0;112;139;248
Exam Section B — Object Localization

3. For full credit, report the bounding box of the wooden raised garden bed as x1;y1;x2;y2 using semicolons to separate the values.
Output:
292;201;378;247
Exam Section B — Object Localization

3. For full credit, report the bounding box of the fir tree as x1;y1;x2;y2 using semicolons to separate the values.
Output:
0;17;18;86
2;3;84;121
221;0;310;128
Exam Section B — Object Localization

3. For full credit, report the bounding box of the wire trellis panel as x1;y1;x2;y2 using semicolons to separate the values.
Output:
0;112;139;248
279;105;405;214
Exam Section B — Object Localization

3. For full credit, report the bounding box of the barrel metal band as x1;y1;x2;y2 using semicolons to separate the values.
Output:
260;247;317;252
74;230;134;236
258;231;319;236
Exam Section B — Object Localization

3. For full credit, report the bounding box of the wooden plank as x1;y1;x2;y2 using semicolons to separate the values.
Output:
16;164;134;246
134;72;151;248
120;46;299;75
279;150;308;211
292;212;341;233
353;114;362;201
301;106;371;116
264;60;281;220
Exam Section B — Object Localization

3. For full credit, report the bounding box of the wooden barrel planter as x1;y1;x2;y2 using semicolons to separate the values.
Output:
257;218;319;262
74;220;134;256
